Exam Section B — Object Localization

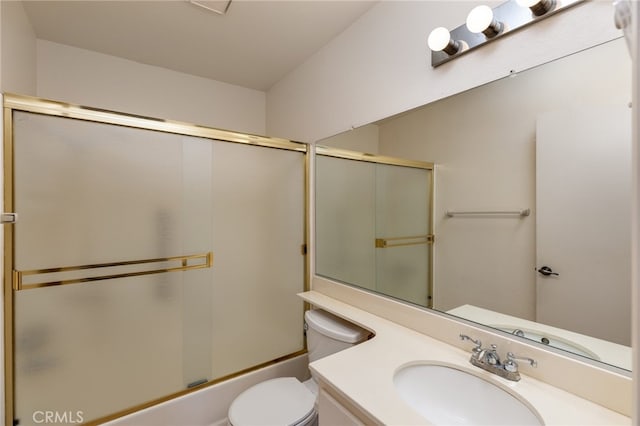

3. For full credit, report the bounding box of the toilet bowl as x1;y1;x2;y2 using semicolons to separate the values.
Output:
228;377;317;426
227;309;369;426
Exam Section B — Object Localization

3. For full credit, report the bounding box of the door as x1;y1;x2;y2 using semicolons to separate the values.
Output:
535;106;631;345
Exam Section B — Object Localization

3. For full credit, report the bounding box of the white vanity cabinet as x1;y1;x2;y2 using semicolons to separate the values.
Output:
317;383;376;426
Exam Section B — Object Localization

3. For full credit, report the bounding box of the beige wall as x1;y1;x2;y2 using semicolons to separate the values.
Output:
267;1;623;143
36;40;267;135
317;124;379;153
1;1;36;95
631;2;639;422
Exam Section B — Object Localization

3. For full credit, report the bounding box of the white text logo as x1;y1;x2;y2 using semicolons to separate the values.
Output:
32;411;84;424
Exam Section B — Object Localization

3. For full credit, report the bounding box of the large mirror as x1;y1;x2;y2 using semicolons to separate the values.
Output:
315;38;632;371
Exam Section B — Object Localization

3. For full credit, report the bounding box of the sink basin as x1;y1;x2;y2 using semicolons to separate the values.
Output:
393;363;543;425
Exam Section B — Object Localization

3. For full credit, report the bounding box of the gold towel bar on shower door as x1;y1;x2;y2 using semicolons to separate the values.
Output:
13;252;213;291
375;235;434;248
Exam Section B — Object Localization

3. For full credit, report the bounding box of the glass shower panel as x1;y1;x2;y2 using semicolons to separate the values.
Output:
14;275;184;423
180;139;214;388
375;164;431;306
12;112;214;423
13;112;209;267
210;141;305;378
315;155;376;290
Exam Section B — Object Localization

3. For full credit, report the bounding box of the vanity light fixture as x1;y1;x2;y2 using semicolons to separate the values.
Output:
428;0;583;67
427;27;461;56
517;0;556;16
466;5;503;38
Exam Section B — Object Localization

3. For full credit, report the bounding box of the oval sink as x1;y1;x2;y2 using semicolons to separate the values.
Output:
393;363;543;425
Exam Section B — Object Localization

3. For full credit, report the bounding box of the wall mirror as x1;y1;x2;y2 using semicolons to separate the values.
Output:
315;37;632;372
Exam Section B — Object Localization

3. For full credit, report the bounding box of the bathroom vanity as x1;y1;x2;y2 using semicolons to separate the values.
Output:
299;291;630;425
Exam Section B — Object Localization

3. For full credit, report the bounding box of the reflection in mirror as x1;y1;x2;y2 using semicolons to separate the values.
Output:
315;38;631;371
315;149;434;306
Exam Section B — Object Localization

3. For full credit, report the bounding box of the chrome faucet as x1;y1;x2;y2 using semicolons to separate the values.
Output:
476;343;501;366
459;334;537;381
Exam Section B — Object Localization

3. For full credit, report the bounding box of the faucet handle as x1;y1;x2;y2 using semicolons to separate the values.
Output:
459;334;482;348
505;352;538;372
460;334;483;358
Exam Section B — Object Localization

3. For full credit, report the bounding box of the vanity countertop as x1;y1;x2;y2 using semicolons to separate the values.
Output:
299;291;630;425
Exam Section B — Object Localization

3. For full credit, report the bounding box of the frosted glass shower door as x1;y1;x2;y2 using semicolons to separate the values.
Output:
209;141;305;378
11;112;214;423
315;155;376;290
375;164;432;306
7;101;307;425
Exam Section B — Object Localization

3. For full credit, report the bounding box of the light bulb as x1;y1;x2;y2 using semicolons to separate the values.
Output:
428;27;451;51
466;5;493;33
466;5;502;38
427;27;460;56
516;0;555;16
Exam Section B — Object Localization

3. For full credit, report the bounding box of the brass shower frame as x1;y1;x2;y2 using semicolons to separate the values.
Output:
314;145;435;308
2;93;310;425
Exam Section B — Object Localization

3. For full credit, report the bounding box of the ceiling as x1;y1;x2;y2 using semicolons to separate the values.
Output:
22;0;377;91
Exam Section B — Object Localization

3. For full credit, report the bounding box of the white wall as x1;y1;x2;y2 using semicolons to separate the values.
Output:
631;1;639;423
1;1;2;86
37;40;266;135
1;0;36;95
317;123;379;153
267;1;623;143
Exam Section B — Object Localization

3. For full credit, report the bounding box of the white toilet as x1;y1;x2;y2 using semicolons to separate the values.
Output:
227;309;370;426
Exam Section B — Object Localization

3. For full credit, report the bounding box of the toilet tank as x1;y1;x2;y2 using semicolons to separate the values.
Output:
304;309;369;363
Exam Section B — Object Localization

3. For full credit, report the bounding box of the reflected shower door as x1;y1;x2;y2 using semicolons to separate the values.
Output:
315;152;433;306
315;155;376;289
375;164;432;306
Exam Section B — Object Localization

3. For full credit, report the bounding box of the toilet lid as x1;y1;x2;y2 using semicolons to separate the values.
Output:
228;377;316;426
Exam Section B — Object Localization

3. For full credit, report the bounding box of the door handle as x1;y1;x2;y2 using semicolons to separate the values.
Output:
537;266;559;276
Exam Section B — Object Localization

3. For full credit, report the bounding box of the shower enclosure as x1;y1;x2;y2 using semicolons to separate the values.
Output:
3;94;308;425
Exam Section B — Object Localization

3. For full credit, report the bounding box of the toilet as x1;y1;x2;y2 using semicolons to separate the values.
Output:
227;309;370;426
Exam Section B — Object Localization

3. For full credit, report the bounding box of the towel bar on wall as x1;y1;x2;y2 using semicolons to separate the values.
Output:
13;252;213;291
445;208;530;217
